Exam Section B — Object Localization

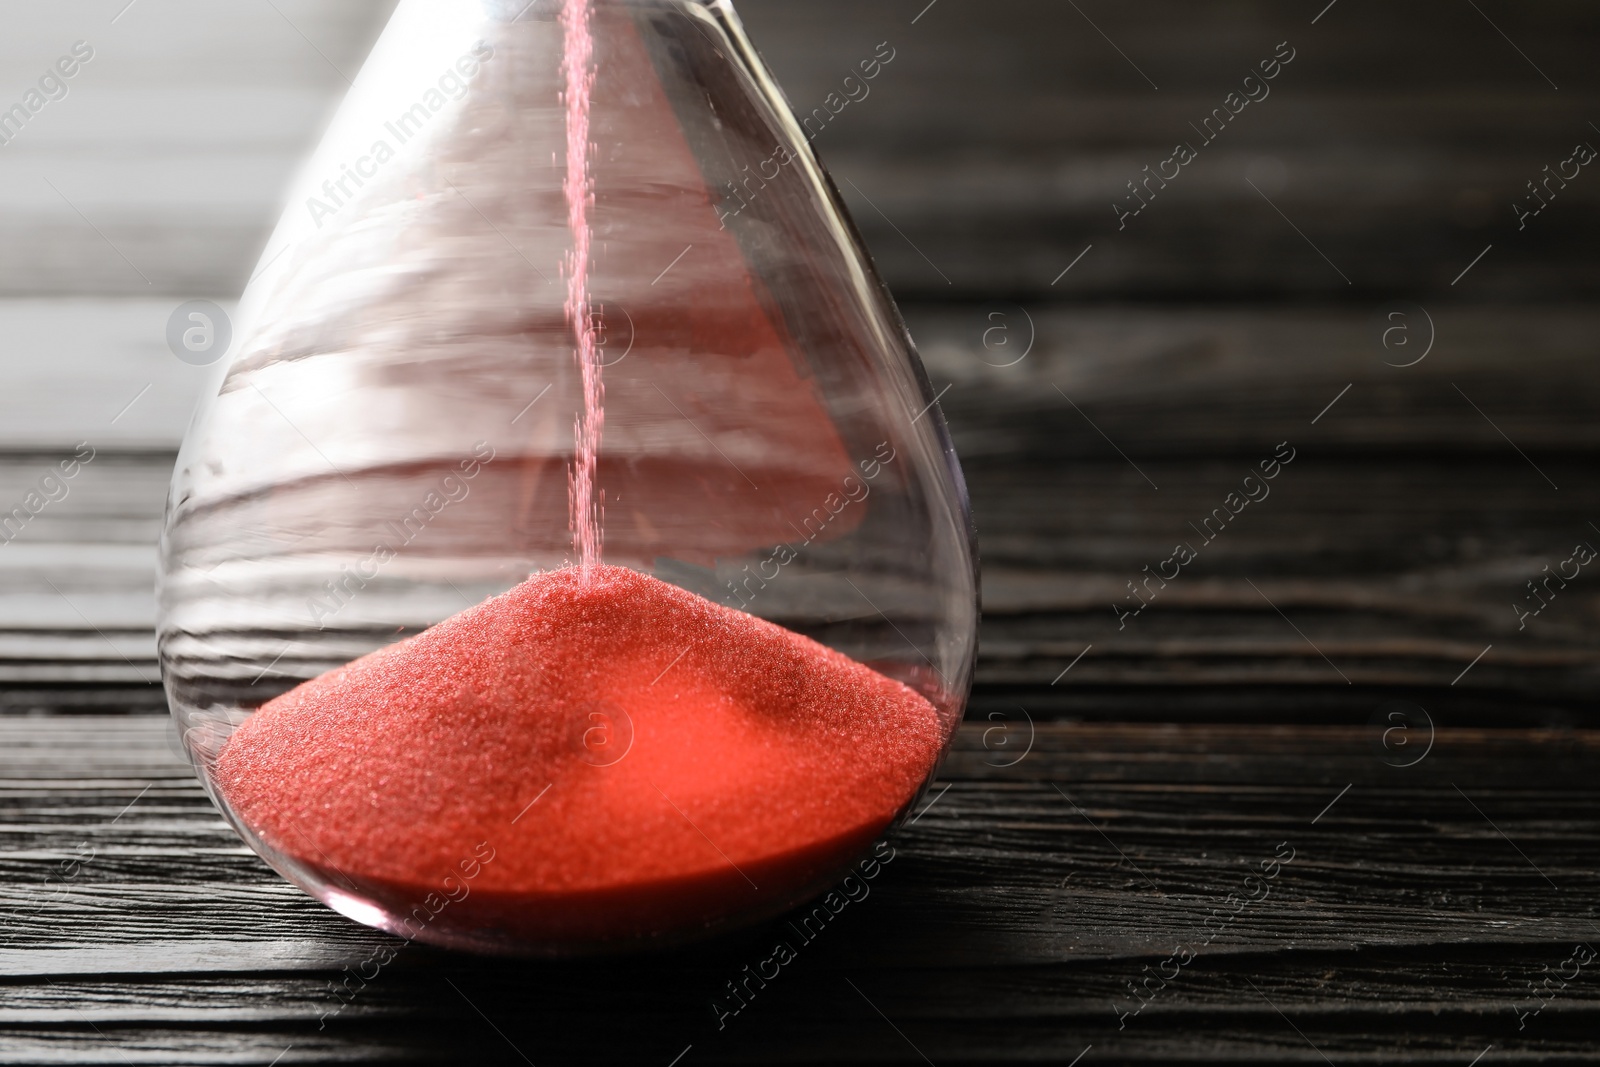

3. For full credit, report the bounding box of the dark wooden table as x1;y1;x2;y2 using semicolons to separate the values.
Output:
4;0;1600;1062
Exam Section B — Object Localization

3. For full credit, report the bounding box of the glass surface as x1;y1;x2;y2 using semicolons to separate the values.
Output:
157;0;977;954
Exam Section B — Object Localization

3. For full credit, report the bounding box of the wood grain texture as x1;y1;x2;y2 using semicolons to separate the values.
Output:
2;0;1598;1061
738;0;1600;301
4;1;1597;300
0;716;1597;1064
4;303;1598;700
0;0;397;297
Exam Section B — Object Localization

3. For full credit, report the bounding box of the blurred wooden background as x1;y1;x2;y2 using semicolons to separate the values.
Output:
2;1;1599;1063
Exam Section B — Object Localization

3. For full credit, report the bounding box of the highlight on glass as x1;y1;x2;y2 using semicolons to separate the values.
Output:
158;0;978;955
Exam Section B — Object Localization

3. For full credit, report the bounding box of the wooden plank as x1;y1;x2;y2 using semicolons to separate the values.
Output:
9;300;1598;453
0;716;1597;1063
738;0;1600;299
0;302;218;450
2;1;1598;298
0;1;397;297
2;716;1598;963
2;303;1598;695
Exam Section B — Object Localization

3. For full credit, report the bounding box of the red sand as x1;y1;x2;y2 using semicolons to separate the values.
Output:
216;565;943;951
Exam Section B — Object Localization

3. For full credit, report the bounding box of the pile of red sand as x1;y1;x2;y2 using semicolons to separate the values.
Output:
216;565;943;950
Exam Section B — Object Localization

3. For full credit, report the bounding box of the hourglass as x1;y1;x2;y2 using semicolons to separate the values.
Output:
157;0;978;954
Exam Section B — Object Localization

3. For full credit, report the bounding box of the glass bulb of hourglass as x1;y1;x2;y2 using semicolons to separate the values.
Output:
158;0;977;954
